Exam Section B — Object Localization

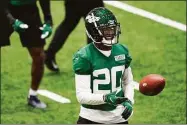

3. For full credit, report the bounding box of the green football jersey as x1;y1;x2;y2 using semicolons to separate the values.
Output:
10;0;36;6
73;43;132;111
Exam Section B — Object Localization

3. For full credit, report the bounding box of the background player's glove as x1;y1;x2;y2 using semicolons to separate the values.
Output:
40;23;52;39
103;92;127;105
13;19;29;33
121;99;133;120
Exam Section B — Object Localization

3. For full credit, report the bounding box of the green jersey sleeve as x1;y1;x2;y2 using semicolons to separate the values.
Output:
73;52;92;75
125;52;132;68
120;44;132;68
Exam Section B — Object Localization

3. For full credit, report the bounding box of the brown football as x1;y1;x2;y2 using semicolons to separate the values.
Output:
139;74;165;96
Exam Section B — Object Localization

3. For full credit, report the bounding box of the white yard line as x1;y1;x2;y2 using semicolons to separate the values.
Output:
104;1;186;32
38;90;71;104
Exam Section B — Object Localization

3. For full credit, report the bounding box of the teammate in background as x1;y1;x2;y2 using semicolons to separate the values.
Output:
73;7;135;124
45;0;104;72
1;0;53;109
0;0;9;46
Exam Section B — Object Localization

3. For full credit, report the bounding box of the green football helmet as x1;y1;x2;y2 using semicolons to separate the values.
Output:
85;7;121;46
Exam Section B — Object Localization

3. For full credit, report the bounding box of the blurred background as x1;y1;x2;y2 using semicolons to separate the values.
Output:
1;1;186;124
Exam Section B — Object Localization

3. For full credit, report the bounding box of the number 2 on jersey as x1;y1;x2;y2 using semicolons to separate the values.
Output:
93;65;125;94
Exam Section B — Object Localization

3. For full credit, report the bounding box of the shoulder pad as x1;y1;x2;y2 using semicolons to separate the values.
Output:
72;50;92;75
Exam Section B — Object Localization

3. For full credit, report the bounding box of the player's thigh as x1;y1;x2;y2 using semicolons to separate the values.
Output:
64;2;82;24
16;4;45;48
72;0;104;18
19;26;45;48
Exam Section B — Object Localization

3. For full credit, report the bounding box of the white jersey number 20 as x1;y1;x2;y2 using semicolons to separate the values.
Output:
93;65;125;94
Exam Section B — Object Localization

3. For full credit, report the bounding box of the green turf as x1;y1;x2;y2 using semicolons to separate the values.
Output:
123;1;186;24
1;1;186;124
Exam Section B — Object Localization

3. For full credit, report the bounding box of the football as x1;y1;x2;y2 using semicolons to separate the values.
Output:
139;74;166;96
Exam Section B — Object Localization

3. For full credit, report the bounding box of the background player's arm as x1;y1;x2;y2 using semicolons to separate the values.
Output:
4;8;15;24
3;0;14;24
39;0;53;39
122;67;135;104
39;0;53;25
5;8;28;32
75;74;106;105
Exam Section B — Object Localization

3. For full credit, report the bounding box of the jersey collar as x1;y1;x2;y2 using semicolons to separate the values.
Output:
93;43;112;57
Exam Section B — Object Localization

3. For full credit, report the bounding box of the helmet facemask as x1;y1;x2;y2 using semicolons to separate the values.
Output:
98;24;121;46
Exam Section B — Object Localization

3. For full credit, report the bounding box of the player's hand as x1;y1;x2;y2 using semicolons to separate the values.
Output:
40;23;52;39
103;92;127;105
13;19;29;33
121;99;133;120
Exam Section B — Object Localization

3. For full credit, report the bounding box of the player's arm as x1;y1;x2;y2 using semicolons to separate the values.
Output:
39;0;53;39
122;66;134;104
76;74;127;105
5;9;15;24
120;45;134;104
73;53;105;105
3;0;14;24
120;66;134;120
119;48;134;120
75;74;106;105
39;0;53;25
5;8;28;33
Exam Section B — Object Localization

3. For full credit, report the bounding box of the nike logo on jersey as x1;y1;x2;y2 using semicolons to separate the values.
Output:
114;54;126;61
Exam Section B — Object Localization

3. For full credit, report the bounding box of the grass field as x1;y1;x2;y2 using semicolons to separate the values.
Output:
1;1;186;124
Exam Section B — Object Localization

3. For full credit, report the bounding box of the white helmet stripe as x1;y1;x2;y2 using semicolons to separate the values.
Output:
91;13;102;36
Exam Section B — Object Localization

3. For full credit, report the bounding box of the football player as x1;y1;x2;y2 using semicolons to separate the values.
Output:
2;0;53;108
45;0;104;72
73;7;135;124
